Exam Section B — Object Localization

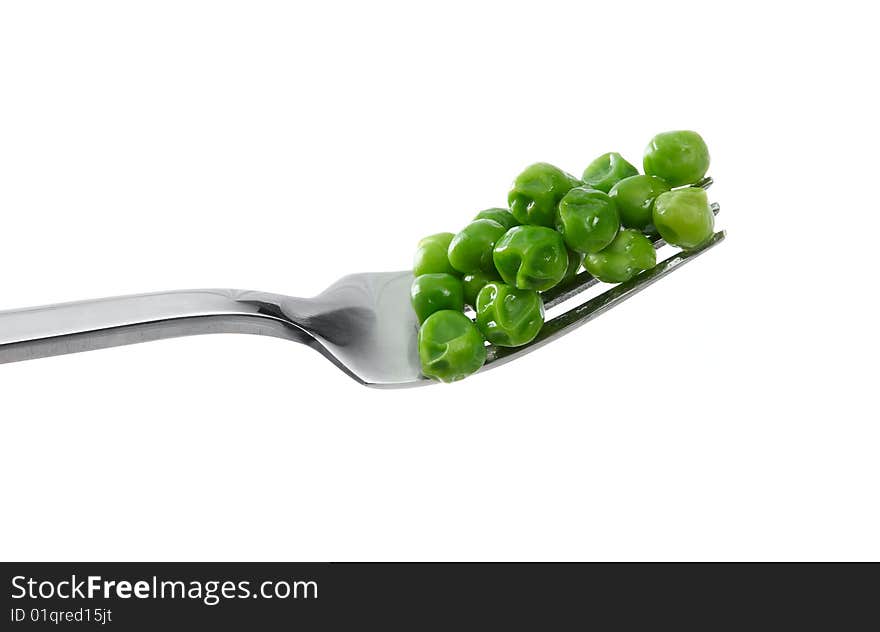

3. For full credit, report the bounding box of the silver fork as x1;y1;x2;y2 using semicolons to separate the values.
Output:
0;182;723;387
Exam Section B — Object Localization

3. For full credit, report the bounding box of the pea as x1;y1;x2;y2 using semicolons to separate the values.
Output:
508;162;580;227
562;248;585;283
447;219;507;275
418;310;487;383
581;152;638;193
643;130;710;187
462;269;502;308
475;282;544;347
493;225;568;291
413;232;458;277
556;187;620;254
608;174;671;230
410;273;465;324
473;208;520;231
652;188;715;249
584;229;656;284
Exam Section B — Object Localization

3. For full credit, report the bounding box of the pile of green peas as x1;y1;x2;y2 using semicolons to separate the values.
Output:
412;130;714;383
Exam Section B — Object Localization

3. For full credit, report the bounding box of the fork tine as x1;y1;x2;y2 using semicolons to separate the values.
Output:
693;176;713;189
483;230;726;368
542;201;721;309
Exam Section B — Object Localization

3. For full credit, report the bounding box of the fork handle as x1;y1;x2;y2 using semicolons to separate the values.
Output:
0;289;309;365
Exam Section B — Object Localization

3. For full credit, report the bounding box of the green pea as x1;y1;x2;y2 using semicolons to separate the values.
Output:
493;225;568;291
508;163;580;227
556;187;620;254
581;152;638;193
584;229;656;284
643;130;710;187
413;232;458;277
473;208;520;231
410;273;465;324
475;282;544;347
418;310;487;383
608;175;671;230
462;269;502;308
562;248;585;283
447;219;507;274
652;188;715;250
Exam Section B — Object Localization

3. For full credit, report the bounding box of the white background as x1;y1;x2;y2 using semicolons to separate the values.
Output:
1;1;877;561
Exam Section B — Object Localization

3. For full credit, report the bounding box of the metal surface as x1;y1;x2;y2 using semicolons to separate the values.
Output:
0;179;724;388
0;275;422;387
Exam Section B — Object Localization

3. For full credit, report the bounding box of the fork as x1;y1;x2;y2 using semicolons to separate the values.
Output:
0;181;723;387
